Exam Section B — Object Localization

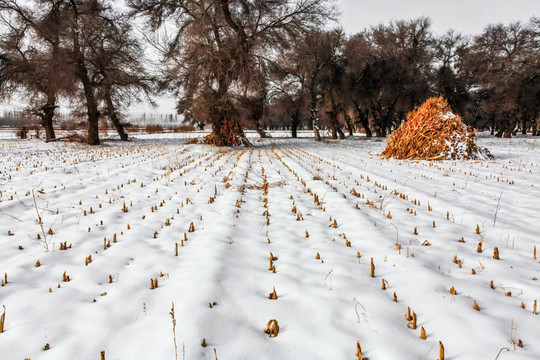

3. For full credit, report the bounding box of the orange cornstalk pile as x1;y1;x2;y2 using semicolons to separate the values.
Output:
204;118;251;147
381;97;488;160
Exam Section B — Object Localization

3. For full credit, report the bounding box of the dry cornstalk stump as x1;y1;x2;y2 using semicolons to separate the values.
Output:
268;287;278;300
0;305;5;333
264;319;279;337
356;341;363;360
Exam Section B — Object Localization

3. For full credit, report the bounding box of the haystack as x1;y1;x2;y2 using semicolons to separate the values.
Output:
188;117;251;147
381;97;489;160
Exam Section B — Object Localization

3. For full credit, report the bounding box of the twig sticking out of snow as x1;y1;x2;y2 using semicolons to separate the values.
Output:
170;302;178;360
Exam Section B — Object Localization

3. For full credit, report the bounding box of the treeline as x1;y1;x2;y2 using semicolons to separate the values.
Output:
0;108;76;128
0;0;152;143
264;17;540;139
0;108;181;130
1;1;538;145
0;108;36;127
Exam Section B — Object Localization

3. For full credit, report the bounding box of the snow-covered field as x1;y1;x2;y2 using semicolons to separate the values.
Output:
0;133;539;360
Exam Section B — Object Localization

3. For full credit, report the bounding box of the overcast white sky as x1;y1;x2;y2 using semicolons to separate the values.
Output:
338;0;540;35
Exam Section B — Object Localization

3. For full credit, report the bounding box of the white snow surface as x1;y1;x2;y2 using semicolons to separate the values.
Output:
0;132;539;360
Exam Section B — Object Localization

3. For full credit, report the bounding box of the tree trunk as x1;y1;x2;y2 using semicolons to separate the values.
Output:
252;116;270;138
354;103;372;138
208;113;226;146
310;96;321;141
255;125;269;138
206;80;227;146
490;116;496;135
382;100;397;137
291;113;299;138
209;116;250;146
42;111;56;142
370;105;385;137
40;97;57;142
344;113;354;137
495;116;505;137
329;112;337;139
204;75;250;146
308;72;321;141
83;82;100;145
328;92;344;140
337;124;345;139
502;115;514;138
104;86;128;141
73;28;100;145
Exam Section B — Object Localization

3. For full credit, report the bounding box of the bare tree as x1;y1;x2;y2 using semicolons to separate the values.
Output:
317;29;346;139
0;0;74;141
86;10;154;141
342;32;374;137
270;58;309;138
130;0;336;146
285;30;338;141
432;30;470;117
237;86;271;138
467;21;537;137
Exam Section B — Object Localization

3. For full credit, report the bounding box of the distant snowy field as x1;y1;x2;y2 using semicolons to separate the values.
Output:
0;132;539;360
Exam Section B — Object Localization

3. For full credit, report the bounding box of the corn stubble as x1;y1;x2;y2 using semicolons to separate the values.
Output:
268;287;278;300
356;341;363;359
0;305;5;333
264;319;279;337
